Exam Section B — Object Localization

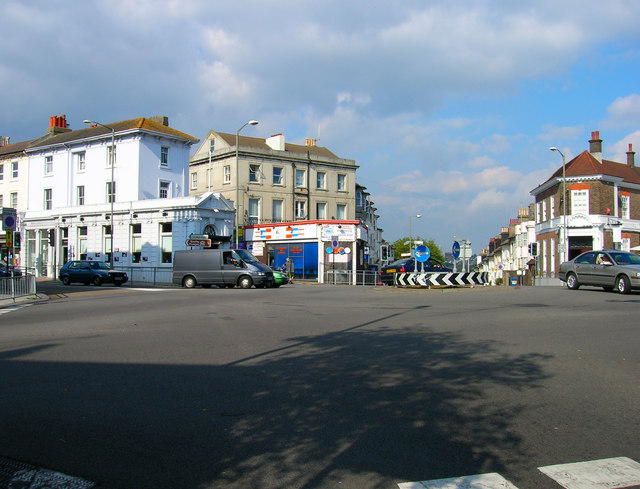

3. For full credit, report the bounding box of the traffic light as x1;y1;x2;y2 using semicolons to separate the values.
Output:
14;232;20;248
381;244;388;260
528;242;538;256
48;229;55;246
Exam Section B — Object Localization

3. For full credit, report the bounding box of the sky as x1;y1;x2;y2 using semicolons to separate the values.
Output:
2;0;640;254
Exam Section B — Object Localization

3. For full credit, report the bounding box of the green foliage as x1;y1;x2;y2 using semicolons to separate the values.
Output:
391;237;444;263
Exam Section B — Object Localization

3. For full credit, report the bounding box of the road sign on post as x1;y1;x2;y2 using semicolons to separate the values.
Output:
2;207;17;231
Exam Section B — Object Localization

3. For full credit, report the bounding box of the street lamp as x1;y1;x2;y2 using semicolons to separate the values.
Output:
84;119;115;267
235;120;259;249
408;214;422;253
550;146;567;264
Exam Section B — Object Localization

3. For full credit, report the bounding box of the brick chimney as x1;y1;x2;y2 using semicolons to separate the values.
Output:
589;130;602;163
46;114;71;136
627;143;635;168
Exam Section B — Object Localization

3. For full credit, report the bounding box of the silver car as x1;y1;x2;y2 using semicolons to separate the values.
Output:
559;250;640;294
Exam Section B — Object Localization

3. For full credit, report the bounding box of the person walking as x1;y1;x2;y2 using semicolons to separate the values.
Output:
285;258;294;284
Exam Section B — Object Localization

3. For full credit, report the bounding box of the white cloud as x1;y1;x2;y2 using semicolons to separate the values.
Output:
601;94;640;129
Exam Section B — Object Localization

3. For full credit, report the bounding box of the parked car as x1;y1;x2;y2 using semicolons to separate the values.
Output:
59;260;128;286
271;268;287;287
0;260;22;277
559;250;640;294
380;257;452;285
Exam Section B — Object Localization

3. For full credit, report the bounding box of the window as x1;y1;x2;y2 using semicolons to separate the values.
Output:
0;164;3;181
541;200;547;221
103;225;112;263
160;222;172;263
536;202;541;223
337;174;346;191
295;200;306;218
107;145;116;167
316;171;326;189
12;161;18;178
10;192;17;207
191;172;198;189
77;186;85;206
106;181;116;203
78;226;88;260
336;204;346;220
248;198;259;224
160;146;169;167
295;169;306;188
44;156;53;174
571;189;589;215
316;202;327;219
249;164;260;183
131;223;142;263
0;195;3;207
273;167;283;185
272;199;283;222
44;188;52;210
550;195;555;219
620;194;630;219
159;180;170;198
224;165;231;184
209;140;215;153
75;152;85;172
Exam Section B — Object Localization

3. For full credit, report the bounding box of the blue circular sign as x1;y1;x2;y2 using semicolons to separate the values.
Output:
414;245;430;262
452;241;460;259
326;247;333;254
3;215;15;229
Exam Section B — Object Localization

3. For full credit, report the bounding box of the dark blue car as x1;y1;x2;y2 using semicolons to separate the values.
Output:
380;257;452;285
59;260;128;286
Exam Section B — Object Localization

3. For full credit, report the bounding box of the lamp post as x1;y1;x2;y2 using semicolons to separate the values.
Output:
550;146;567;264
408;214;422;254
84;119;115;267
235;120;259;249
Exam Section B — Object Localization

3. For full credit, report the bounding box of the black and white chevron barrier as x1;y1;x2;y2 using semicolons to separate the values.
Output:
395;272;488;287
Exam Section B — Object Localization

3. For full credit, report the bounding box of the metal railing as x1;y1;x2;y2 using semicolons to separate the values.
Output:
324;270;381;286
112;266;174;286
0;274;37;302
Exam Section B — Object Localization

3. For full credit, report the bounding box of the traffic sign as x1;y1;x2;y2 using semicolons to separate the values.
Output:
2;207;17;231
452;241;460;259
414;245;430;262
186;239;211;247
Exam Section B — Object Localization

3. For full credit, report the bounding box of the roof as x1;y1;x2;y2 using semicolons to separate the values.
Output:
547;150;640;186
0;139;34;157
27;117;198;150
216;132;340;159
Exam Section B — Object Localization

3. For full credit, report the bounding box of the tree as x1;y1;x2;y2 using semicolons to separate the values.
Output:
391;236;444;263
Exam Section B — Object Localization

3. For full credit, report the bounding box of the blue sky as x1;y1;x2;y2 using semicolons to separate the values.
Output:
2;1;640;253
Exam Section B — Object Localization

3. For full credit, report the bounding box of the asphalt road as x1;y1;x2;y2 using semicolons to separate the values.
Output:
1;282;638;489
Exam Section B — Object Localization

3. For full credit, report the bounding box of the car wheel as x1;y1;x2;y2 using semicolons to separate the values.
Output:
566;273;580;290
616;275;631;294
239;276;253;289
183;276;197;289
92;276;102;286
61;276;71;286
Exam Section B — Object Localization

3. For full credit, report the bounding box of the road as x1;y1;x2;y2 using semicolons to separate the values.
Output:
1;283;639;489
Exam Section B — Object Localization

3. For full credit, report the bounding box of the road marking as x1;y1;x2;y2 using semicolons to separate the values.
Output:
398;473;519;489
0;304;27;315
538;457;640;489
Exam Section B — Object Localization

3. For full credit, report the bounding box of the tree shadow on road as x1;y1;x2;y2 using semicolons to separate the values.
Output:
0;307;551;489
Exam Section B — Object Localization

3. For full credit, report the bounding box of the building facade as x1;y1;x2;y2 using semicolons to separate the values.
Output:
19;115;234;277
531;132;640;278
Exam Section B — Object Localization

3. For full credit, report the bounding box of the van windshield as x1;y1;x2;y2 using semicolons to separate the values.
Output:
235;249;259;264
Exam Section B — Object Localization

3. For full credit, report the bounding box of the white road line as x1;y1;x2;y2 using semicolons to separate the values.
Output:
539;457;640;489
0;304;27;315
398;472;519;489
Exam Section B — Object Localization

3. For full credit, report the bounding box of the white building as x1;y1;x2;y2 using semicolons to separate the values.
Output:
20;115;234;277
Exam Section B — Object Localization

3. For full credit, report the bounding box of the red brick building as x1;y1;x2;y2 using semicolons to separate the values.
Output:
531;131;639;278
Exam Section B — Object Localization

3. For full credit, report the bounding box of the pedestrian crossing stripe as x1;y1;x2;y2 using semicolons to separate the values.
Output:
398;472;518;488
538;457;640;489
0;304;27;315
399;457;640;489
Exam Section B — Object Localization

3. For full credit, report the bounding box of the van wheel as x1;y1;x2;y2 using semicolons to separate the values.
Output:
238;276;253;289
183;276;197;288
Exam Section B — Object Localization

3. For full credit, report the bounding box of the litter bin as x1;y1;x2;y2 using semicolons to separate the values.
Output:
510;277;518;286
